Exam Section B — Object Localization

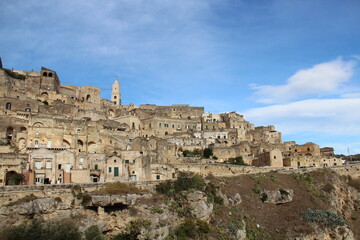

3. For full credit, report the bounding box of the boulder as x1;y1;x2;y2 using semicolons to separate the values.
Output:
91;195;111;206
186;191;213;221
32;198;56;214
261;189;293;205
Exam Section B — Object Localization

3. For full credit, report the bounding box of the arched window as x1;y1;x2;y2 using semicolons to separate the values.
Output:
43;72;47;77
86;94;91;102
5;102;11;110
48;72;53;77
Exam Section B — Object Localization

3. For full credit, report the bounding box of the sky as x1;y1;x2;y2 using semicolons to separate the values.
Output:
1;0;360;154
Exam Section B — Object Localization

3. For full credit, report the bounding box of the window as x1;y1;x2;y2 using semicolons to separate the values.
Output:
156;175;160;180
79;164;83;169
125;160;129;163
94;164;98;170
34;140;39;147
5;102;11;110
132;122;135;129
114;167;119;177
172;124;175;128
35;161;42;169
76;129;81;134
47;140;52;148
108;167;112;173
46;162;52;169
35;177;42;183
274;156;276;159
25;108;31;112
133;160;136;163
159;123;162;127
58;164;62;170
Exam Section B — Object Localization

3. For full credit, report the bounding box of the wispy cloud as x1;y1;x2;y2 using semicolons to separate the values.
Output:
245;98;360;135
250;58;356;104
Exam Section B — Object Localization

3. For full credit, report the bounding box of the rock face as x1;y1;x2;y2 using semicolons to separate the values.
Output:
261;189;294;205
293;225;355;240
186;191;213;221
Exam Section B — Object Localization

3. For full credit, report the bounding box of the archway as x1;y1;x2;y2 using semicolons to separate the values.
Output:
33;122;44;127
62;139;71;149
6;171;23;185
6;126;13;141
88;141;96;153
77;139;84;152
86;94;91;102
90;174;99;183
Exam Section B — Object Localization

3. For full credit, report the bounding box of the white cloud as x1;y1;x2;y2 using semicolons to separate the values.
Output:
251;58;356;103
244;98;360;136
341;92;360;98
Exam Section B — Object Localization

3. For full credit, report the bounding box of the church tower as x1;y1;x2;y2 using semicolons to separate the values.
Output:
111;76;121;105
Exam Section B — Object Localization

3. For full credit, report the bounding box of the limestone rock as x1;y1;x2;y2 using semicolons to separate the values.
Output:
0;206;11;216
32;198;56;214
261;189;293;205
186;191;213;221
235;220;246;240
228;193;242;205
91;195;111;206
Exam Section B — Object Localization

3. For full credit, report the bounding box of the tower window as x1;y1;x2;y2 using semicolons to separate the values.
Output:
5;102;11;110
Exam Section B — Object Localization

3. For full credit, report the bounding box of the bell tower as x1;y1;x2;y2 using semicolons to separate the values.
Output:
111;76;121;105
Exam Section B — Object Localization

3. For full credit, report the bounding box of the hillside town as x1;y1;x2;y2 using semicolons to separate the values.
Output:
0;60;344;186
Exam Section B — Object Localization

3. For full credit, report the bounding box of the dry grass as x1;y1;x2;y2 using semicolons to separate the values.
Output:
92;182;144;195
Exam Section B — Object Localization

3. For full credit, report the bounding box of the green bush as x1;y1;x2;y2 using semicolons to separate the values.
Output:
171;219;210;240
303;208;346;228
85;225;104;240
3;219;81;240
253;185;262;194
226;156;247;165
155;172;205;196
203;148;213;158
112;219;151;240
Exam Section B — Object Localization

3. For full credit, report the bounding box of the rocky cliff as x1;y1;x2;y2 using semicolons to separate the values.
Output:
0;169;359;240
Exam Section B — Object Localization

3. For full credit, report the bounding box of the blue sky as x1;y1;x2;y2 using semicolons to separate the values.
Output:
1;0;360;154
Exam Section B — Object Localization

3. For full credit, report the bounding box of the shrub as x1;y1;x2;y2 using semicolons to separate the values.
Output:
7;194;38;206
112;219;150;240
93;182;142;195
155;172;205;196
226;156;247;165
85;225;104;240
151;206;164;214
347;177;360;191
253;185;262;194
303;208;346;228
203;148;213;158
3;219;81;240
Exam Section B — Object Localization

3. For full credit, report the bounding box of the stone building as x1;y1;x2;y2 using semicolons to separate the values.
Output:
0;62;343;186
